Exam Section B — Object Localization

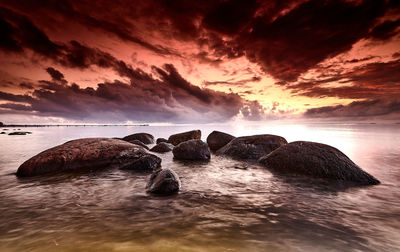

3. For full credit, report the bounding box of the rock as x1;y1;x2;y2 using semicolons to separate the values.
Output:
258;141;380;185
156;138;168;144
122;133;154;144
216;134;287;160
16;138;156;177
8;131;32;135
167;130;201;146
172;139;210;161
0;122;3;126
206;131;235;151
120;154;161;171
150;142;174;153
146;168;181;195
0;132;5;134
127;140;149;150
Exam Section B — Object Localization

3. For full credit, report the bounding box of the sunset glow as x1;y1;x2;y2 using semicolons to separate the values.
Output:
0;0;399;124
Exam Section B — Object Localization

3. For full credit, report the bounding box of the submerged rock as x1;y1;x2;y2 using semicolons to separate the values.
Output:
217;134;287;160
258;141;380;185
16;138;155;177
8;131;32;135
206;131;235;151
167;130;201;146
146;168;181;195
156;138;168;144
120;154;161;171
150;142;174;153
122;133;154;144
172;139;210;161
128;140;149;150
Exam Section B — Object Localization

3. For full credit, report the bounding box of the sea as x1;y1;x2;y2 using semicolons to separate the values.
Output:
0;122;399;252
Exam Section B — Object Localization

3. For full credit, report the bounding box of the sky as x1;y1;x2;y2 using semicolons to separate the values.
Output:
0;0;399;124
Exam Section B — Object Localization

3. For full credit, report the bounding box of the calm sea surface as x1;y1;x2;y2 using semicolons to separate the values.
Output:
0;123;399;251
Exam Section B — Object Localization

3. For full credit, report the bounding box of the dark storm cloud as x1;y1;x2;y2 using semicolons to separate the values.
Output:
46;67;65;82
1;0;399;83
0;65;245;123
288;59;400;99
304;99;400;118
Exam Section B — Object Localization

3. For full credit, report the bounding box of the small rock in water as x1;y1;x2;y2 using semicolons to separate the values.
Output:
8;131;32;135
258;141;380;185
146;168;181;195
207;130;235;151
122;133;154;144
0;132;5;134
167;130;201;146
156;138;168;144
120;154;161;172
150;142;174;153
173;139;210;161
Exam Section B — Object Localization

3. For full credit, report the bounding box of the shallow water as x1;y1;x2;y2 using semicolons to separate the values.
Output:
0;123;399;251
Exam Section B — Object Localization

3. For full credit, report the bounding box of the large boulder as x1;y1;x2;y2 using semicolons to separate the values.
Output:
156;138;168;144
150;142;174;153
146;168;181;195
206;131;235;151
167;130;201;146
16;138;156;177
216;134;287;160
122;133;154;144
172;139;210;161
258;141;380;185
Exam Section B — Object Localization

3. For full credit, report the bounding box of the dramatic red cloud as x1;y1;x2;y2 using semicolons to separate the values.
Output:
0;0;399;123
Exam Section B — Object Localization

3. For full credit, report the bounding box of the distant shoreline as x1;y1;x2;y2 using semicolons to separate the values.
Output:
1;124;149;127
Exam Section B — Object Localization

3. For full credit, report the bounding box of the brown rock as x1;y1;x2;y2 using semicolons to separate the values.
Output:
150;142;174;153
206;131;235;151
216;134;287;160
167;130;201;146
122;133;154;144
16;138;156;177
172;139;210;161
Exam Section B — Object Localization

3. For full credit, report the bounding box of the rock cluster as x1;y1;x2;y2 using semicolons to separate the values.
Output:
16;129;380;196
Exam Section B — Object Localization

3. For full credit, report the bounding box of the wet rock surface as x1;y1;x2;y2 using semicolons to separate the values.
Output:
17;138;152;177
146;168;181;195
217;134;287;160
122;133;154;144
259;141;380;185
167;130;201;146
206;131;235;151
172;139;210;161
150;142;174;153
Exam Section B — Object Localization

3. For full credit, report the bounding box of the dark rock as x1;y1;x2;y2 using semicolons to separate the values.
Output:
167;130;201;146
173;139;210;161
150;142;174;153
206;131;235;151
258;141;380;185
0;132;5;134
156;138;168;144
127;140;149;150
216;134;287;160
0;122;3;126
122;133;154;144
16;138;155;177
146;168;181;195
8;131;32;135
120;154;161;172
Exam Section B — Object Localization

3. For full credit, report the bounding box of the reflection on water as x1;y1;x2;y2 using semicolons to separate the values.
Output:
0;123;400;251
